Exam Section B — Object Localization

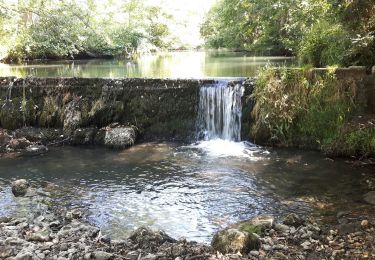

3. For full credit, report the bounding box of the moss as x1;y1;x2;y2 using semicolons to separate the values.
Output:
0;97;36;130
237;223;262;235
38;96;63;128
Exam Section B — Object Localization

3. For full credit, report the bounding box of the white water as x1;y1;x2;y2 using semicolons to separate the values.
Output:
198;81;244;141
193;80;263;158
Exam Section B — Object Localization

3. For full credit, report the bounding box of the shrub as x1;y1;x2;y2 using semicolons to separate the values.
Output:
298;20;351;67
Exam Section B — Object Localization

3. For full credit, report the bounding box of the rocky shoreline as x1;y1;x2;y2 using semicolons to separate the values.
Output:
1;180;374;260
0;125;137;159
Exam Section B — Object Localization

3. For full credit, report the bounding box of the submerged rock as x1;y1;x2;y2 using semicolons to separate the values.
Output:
11;179;29;197
23;145;48;156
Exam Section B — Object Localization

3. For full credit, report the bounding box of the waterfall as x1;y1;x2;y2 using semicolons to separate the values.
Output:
198;81;244;141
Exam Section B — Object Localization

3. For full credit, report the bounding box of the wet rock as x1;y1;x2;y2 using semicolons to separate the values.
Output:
93;251;114;260
364;191;375;205
211;228;261;254
8;138;31;150
11;179;29;197
23;145;48;156
71;127;98;145
283;213;305;227
95;124;136;149
129;226;176;250
361;220;369;228
14;127;64;144
0;128;11;147
65;209;83;220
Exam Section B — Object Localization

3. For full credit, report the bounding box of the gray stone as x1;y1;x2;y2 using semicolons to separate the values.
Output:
11;179;29;197
93;251;113;260
283;213;305;227
95;125;136;149
364;191;375;205
24;145;48;156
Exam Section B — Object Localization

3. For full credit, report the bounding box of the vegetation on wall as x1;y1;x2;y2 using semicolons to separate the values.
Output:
250;67;375;158
201;0;375;67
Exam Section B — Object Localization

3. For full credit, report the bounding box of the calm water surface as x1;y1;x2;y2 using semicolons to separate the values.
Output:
0;141;369;242
0;51;294;78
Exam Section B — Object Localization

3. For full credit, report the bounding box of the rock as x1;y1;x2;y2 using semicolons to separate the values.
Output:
95;125;136;149
65;209;83;220
11;179;29;197
0;128;11;147
283;213;305;227
27;229;51;242
125;251;139;260
14;127;64;144
24;145;48;156
129;226;176;250
93;251;113;260
361;220;369;227
301;241;312;250
274;223;290;234
71;127;98;145
249;250;260;256
211;228;261;254
14;250;33;260
364;191;375;205
8;138;31;150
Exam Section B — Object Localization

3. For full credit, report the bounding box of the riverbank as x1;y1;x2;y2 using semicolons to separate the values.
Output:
242;66;375;160
2;179;375;259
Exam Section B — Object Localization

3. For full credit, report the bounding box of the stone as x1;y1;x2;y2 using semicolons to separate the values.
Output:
65;209;83;220
71;127;98;145
24;145;48;156
274;223;290;234
283;213;305;227
129;226;176;250
93;251;113;260
361;220;369;227
364;191;375;205
301;241;312;250
211;228;261;254
11;179;29;197
8;138;31;150
27;229;51;242
95;125;136;149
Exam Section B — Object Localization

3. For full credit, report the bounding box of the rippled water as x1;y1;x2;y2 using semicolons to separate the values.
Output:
0;51;295;78
0;141;370;242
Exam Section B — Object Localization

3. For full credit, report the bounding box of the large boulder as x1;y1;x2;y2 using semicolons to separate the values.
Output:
95;124;136;149
211;228;261;254
11;179;29;197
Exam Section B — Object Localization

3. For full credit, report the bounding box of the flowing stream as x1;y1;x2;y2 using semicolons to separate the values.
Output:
0;80;372;243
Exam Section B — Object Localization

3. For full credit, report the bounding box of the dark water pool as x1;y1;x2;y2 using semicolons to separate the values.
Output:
0;141;370;242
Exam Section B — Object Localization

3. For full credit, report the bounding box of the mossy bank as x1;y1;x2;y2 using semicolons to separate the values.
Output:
242;66;375;159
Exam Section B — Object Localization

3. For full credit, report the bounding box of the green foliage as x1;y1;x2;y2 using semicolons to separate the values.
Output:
202;0;375;67
298;20;351;67
252;67;356;148
1;0;174;62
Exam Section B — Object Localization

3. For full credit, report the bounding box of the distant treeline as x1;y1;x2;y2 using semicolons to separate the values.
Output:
0;0;175;63
201;0;375;67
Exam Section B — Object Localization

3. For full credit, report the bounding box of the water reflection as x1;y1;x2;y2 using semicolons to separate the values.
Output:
0;51;295;78
0;143;369;243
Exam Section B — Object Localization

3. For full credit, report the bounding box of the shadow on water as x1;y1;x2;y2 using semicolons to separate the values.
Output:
0;142;371;243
